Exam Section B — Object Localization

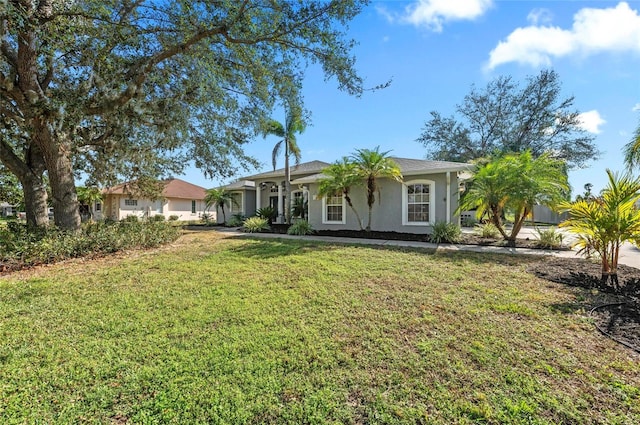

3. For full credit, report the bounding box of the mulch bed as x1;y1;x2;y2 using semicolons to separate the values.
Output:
528;257;640;353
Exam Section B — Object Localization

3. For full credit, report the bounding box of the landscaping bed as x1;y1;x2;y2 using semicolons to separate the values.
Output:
313;228;569;250
528;257;640;353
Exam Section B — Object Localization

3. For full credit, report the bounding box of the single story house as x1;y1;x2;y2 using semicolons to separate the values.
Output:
102;178;209;221
1;202;17;217
218;158;471;234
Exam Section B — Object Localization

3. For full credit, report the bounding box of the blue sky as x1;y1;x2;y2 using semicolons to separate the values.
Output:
183;0;640;196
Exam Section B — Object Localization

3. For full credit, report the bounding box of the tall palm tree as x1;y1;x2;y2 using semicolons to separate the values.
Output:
559;170;640;287
350;147;402;231
318;158;365;231
263;102;306;224
204;188;235;224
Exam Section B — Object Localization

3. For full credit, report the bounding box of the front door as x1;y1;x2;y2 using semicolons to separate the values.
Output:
269;196;278;216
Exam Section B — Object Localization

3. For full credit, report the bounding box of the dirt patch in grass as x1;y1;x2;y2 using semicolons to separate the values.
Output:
529;257;640;353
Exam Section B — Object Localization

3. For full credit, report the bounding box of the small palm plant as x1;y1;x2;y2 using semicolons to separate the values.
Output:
204;188;236;224
350;147;403;231
559;170;640;287
318;158;365;231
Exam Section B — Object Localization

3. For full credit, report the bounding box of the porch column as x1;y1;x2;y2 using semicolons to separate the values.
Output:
446;171;451;224
277;184;284;222
256;187;261;210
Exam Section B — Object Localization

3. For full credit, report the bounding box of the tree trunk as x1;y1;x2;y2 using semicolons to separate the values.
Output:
0;140;49;229
39;129;81;231
22;172;49;229
284;144;292;224
366;177;375;231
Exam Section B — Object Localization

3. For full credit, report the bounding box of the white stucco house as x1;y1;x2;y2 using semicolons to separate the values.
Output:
102;178;209;221
217;158;471;233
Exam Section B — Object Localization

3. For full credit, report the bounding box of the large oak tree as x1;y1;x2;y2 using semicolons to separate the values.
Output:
0;0;370;230
416;70;599;169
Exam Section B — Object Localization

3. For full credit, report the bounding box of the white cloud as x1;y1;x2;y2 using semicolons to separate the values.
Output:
632;103;640;112
527;8;553;26
380;0;493;32
487;2;640;69
577;110;606;134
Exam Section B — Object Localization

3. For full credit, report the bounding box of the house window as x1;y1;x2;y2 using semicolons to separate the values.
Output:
322;194;345;224
191;200;196;214
402;180;435;226
230;192;243;214
95;202;102;212
124;199;137;207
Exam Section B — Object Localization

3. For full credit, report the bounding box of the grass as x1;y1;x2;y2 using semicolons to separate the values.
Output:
0;230;639;424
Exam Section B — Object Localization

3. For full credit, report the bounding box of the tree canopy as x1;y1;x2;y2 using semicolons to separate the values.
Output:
416;70;598;169
459;151;569;246
0;0;370;230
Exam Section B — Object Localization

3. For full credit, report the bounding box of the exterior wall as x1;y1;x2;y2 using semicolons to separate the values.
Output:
102;194;206;221
307;172;460;234
532;205;567;224
216;189;256;223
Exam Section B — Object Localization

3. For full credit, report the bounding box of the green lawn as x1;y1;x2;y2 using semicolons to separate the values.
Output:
1;230;638;424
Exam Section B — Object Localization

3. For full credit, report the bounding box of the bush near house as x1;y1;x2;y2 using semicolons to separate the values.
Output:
0;220;180;272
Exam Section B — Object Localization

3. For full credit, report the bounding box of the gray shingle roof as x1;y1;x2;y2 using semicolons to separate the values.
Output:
389;157;471;175
241;160;331;180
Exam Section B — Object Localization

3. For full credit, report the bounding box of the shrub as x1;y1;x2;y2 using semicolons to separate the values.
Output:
122;215;139;223
150;214;165;222
287;220;314;236
168;215;179;221
430;221;462;244
461;216;476;227
242;217;270;233
200;212;214;225
227;213;244;227
0;220;181;269
475;223;501;239
256;206;276;222
535;226;564;249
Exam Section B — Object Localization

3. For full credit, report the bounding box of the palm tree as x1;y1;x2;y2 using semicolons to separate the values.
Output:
263;101;306;224
559;170;640;287
350;147;402;231
459;151;569;246
318;158;365;231
623;123;640;170
76;186;103;222
204;188;235;224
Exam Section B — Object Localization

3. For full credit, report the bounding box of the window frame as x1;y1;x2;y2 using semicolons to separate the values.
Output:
402;179;435;226
322;194;346;224
229;192;243;215
124;199;138;207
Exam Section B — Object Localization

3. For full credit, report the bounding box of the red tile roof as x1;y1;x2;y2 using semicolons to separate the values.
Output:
103;178;206;200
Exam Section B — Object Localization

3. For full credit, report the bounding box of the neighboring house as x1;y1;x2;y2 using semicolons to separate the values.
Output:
102;178;209;221
1;202;17;217
219;158;471;233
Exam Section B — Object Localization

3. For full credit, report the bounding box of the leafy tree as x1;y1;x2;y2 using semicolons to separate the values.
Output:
204;188;236;224
318;158;365;231
263;99;306;224
0;0;370;231
0;165;23;207
559;170;640;287
76;186;103;221
350;147;403;231
575;182;594;202
417;69;598;169
459;151;569;247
